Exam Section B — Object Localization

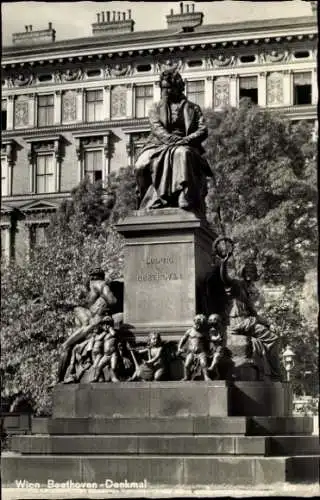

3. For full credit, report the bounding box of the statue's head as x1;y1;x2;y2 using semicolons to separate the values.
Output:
193;314;207;330
148;330;162;347
101;316;115;330
208;314;222;328
241;262;259;283
159;68;185;100
89;268;105;281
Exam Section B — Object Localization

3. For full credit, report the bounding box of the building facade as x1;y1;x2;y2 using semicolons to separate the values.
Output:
1;2;318;262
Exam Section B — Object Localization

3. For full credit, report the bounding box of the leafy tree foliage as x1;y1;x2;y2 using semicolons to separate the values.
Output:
204;99;317;284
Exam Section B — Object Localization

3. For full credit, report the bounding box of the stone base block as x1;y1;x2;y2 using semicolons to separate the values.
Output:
2;454;319;486
52;381;292;418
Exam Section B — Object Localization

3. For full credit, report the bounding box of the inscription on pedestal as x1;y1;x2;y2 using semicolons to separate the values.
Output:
136;255;183;281
125;242;195;328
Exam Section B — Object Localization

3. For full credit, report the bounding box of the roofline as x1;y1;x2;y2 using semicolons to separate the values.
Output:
3;15;317;61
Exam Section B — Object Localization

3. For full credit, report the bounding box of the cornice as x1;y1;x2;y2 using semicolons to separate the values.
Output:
2;18;317;67
2;118;149;138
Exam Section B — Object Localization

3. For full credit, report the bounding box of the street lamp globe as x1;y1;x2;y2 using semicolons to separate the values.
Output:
282;345;295;382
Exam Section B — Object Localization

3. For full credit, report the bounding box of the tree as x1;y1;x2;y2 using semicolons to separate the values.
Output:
204;99;317;285
1;178;125;415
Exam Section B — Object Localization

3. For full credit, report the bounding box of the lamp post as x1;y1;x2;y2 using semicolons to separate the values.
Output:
282;345;295;382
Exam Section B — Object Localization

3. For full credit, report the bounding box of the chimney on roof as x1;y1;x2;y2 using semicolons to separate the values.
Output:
166;2;203;32
12;22;56;46
92;9;135;36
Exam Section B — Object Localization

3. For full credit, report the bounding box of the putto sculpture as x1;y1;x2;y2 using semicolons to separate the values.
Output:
134;68;213;214
177;314;211;381
128;331;169;381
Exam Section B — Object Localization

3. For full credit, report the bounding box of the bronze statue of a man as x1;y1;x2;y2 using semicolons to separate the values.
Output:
220;253;282;381
135;68;213;214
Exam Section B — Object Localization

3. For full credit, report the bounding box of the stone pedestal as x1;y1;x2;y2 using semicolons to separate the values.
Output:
3;383;319;488
116;208;216;338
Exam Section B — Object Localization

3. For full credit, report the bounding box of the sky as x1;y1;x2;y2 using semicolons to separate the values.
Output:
1;1;314;46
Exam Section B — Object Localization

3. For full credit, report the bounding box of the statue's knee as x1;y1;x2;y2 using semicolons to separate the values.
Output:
175;145;192;158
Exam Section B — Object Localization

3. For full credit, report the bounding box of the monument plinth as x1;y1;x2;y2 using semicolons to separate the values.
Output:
116;208;217;338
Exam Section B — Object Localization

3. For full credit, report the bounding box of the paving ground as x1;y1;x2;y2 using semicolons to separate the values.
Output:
2;483;320;500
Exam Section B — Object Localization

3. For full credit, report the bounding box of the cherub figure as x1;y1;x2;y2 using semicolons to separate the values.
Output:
129;331;167;381
178;314;211;381
90;317;120;382
207;314;224;377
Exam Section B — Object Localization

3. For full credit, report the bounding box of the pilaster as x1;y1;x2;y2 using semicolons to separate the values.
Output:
312;68;318;105
54;90;62;124
205;76;214;108
6;96;14;130
126;83;134;118
283;70;292;106
103;85;111;120
76;88;84;122
229;74;238;107
258;72;267;107
154;81;161;102
29;94;37;127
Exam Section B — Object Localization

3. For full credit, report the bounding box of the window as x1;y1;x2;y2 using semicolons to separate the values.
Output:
84;150;103;183
30;225;49;251
85;90;103;122
36;155;55;193
135;85;153;118
1;100;7;130
37;94;54;127
239;76;258;104
240;55;256;63
293;72;312;105
186;80;205;107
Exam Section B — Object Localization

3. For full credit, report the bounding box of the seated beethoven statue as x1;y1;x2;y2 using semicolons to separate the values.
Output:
135;68;213;214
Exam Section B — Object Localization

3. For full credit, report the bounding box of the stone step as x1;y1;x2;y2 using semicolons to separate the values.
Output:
10;435;320;456
2;454;319;486
31;416;314;436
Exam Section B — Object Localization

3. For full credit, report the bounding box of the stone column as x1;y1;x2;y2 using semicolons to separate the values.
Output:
76;88;84;122
258;72;267;107
312;68;318;105
54;90;62;124
283;70;292;105
229;74;238;107
103;85;111;120
126;83;134;118
6;96;14;130
205;76;214;108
